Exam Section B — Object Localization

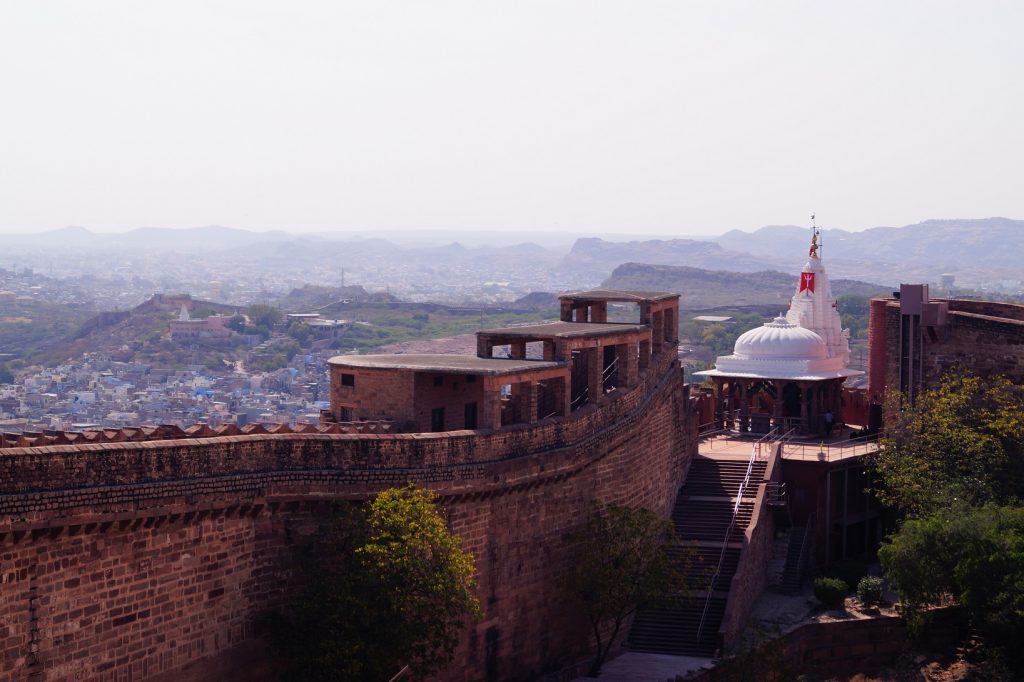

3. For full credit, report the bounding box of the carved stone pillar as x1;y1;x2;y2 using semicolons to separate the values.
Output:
623;341;639;386
481;378;502;431
772;381;785;432
739;380;750;433
477;336;493;359
526;381;539;423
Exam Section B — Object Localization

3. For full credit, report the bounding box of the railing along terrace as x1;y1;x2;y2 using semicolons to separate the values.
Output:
781;435;880;462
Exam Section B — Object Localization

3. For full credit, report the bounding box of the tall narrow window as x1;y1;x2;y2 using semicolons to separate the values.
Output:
431;407;445;432
464;402;478;429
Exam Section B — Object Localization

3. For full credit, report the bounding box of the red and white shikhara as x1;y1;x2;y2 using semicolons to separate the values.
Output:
696;226;863;383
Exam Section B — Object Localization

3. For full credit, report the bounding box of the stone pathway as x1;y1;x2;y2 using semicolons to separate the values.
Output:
571;652;713;682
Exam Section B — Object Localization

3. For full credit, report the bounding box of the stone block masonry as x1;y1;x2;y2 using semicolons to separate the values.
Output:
1;351;696;682
872;297;1024;399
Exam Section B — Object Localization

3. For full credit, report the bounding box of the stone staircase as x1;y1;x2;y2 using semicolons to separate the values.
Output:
627;456;767;657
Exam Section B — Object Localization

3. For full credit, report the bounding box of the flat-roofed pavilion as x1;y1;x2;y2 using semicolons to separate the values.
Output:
329;354;569;432
559;289;679;348
327;288;681;433
477;321;653;411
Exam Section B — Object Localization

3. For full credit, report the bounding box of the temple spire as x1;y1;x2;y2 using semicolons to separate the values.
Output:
808;215;821;260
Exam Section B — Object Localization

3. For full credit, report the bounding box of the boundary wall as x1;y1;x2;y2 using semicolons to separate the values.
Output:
682;608;963;681
1;352;696;682
869;297;1024;398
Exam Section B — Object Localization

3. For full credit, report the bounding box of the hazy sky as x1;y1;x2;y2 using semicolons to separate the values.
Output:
2;1;1022;236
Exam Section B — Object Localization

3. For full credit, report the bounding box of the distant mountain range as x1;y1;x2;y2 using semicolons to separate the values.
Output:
715;218;1024;285
559;238;779;277
4;217;1022;289
602;263;889;310
560;217;1024;287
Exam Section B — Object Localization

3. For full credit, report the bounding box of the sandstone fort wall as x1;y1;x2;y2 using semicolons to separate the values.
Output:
870;297;1024;399
1;352;695;681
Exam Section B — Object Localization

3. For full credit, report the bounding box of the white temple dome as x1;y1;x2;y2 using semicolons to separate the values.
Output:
733;317;827;360
694;226;865;382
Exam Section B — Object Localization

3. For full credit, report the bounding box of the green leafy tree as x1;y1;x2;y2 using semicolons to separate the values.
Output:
701;323;732;354
874;371;1024;674
880;504;1024;644
0;364;13;384
871;372;1024;517
271;485;480;681
287;322;313;346
837;294;870;339
563;503;682;677
360;485;481;678
273;339;301;359
247;304;283;329
227;314;247;333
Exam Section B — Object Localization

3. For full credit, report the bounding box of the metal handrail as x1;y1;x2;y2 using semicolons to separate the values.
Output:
782;435;880;462
602;356;618;381
694;427;789;646
765;481;786;506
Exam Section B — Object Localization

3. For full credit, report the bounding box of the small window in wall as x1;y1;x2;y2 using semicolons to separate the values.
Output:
433;375;444;387
465;374;477;383
431;407;445;432
464;402;478;429
341;373;355;387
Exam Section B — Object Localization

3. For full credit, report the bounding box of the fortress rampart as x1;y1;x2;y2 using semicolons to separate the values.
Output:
869;295;1024;400
1;348;696;681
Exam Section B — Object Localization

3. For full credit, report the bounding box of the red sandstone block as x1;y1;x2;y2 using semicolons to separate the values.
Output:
850;643;875;656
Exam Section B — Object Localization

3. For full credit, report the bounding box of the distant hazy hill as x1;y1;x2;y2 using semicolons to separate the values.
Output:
273;285;397;311
559;237;779;278
716;218;1024;271
4;225;302;250
36;296;242;365
0;298;91;362
602;263;888;309
513;291;561;309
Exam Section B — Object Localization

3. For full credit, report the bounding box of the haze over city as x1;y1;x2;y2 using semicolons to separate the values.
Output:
3;1;1022;236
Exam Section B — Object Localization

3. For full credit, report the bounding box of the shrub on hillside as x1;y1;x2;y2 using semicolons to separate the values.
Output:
857;575;883;606
814;577;848;609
